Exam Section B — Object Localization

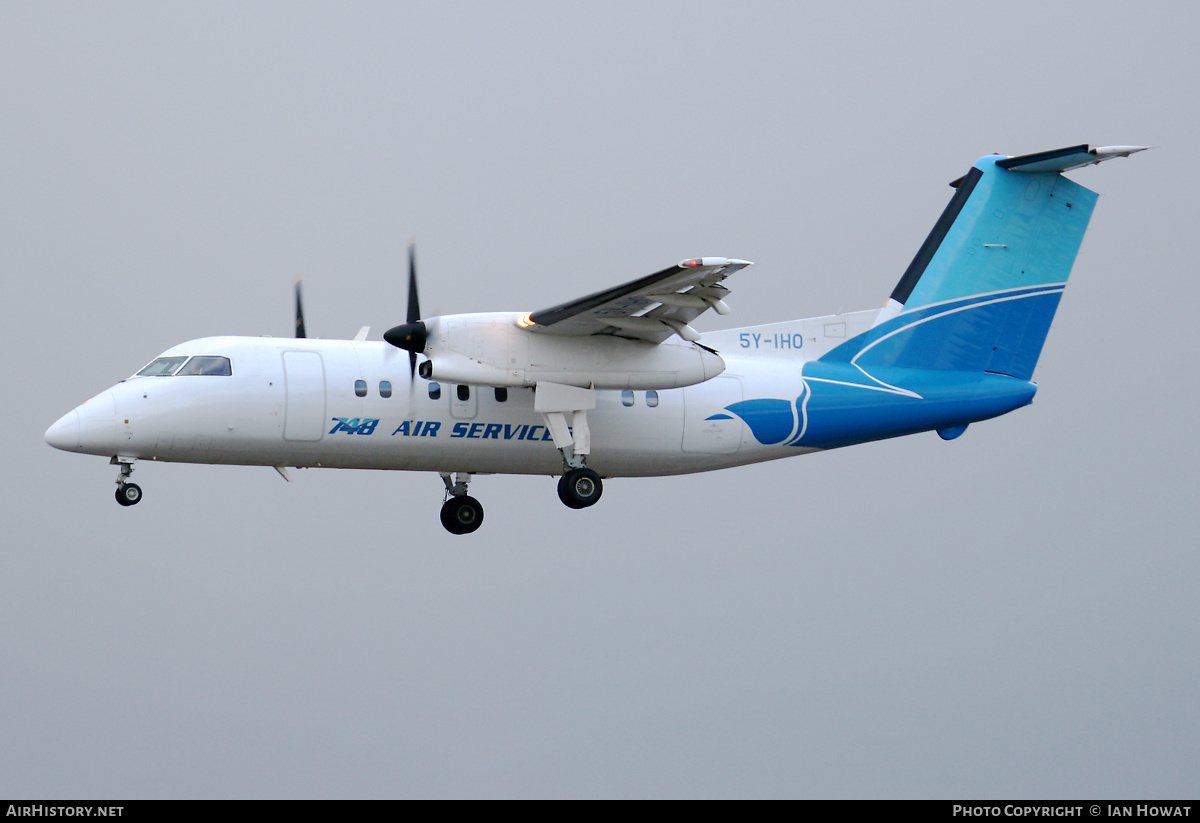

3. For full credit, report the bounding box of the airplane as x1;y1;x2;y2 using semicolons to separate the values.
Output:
44;144;1146;534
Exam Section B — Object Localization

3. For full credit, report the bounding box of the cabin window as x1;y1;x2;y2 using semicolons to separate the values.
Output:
354;379;367;398
457;384;470;402
136;356;188;377
621;390;635;407
646;390;659;408
379;380;393;398
428;382;441;400
494;387;508;403
176;356;232;376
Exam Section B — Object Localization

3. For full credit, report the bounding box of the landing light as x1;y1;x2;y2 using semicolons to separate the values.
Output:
516;313;535;328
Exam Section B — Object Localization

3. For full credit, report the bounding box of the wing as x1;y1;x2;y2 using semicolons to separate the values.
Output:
521;257;752;343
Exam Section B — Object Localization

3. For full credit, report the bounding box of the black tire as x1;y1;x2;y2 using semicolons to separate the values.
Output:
440;495;484;535
115;483;142;507
557;468;603;509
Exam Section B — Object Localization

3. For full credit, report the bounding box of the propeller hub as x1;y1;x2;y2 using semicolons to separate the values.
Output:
384;321;428;353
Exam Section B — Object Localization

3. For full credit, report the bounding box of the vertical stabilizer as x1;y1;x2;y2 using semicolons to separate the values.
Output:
827;145;1145;380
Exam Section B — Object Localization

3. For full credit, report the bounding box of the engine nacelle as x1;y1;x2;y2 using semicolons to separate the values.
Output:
418;312;725;390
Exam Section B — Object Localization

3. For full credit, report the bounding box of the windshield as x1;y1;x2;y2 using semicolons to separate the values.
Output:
135;355;232;377
177;356;232;376
136;356;189;376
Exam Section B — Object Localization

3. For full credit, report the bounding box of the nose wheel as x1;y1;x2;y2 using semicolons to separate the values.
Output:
115;483;143;507
111;457;143;507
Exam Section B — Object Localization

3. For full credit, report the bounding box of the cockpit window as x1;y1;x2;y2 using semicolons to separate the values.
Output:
176;356;233;376
137;356;189;376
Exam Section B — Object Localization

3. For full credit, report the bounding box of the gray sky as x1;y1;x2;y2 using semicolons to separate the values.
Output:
3;1;1197;799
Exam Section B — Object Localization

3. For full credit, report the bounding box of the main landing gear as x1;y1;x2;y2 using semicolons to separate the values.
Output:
111;457;142;507
439;472;483;535
437;384;611;533
434;464;605;535
558;467;603;509
533;382;603;512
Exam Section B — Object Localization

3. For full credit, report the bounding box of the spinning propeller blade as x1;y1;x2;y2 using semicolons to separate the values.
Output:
406;243;421;378
294;278;307;339
407;243;421;327
384;241;428;378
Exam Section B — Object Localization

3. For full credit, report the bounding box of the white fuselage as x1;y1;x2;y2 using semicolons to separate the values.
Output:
47;312;875;479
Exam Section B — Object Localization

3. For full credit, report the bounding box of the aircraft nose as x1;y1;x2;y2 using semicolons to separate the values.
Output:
46;392;118;455
45;409;82;451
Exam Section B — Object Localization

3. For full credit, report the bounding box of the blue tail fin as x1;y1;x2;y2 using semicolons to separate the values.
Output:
821;145;1144;380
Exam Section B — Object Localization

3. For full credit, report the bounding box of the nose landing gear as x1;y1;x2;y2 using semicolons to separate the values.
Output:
111;457;142;507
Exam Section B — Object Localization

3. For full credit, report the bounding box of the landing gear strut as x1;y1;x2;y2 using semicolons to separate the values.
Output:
438;472;483;535
111;457;142;507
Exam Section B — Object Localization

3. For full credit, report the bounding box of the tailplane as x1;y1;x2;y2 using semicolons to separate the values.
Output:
822;145;1146;380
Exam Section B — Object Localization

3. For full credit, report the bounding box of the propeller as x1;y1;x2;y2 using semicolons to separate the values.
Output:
294;277;307;339
384;241;428;378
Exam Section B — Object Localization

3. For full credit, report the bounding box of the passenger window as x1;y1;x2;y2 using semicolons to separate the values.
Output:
621;390;634;407
494;387;508;403
136;356;188;377
379;380;393;398
176;356;232;376
457;384;470;401
428;382;442;400
646;390;659;408
354;379;367;397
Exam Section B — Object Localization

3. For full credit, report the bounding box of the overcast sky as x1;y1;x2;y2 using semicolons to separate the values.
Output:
3;1;1198;799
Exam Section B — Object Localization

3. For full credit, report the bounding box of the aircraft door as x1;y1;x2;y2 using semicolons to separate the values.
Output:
282;351;326;441
682;376;744;454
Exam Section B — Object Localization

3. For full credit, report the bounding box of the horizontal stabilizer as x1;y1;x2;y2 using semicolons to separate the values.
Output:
996;144;1148;174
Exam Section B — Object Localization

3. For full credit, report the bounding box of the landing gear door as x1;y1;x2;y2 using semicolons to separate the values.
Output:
682;376;744;454
282;351;326;441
